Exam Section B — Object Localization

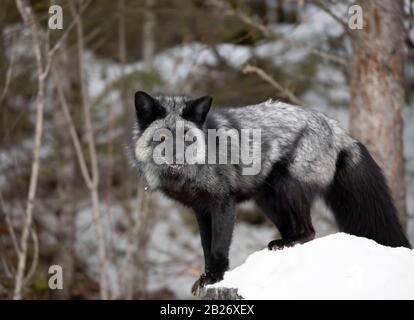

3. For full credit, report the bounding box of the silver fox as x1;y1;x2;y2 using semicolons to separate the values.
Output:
129;91;410;295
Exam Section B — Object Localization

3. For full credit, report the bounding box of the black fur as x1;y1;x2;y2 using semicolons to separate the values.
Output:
324;142;411;248
255;164;316;250
134;91;166;131
182;96;212;126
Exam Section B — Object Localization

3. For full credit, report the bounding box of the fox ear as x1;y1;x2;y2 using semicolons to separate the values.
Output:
134;91;166;130
183;96;212;126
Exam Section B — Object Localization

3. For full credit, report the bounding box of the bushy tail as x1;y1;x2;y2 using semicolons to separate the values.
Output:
325;142;411;248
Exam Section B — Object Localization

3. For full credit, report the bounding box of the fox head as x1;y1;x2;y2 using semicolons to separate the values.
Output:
132;91;212;174
134;91;212;131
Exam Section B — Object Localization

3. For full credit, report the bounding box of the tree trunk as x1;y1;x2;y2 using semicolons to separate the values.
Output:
350;0;407;228
142;0;155;69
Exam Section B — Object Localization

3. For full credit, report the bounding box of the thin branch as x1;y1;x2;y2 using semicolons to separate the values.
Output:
0;191;20;256
53;67;92;188
23;229;39;287
13;0;48;300
69;0;108;300
142;0;155;69
1;257;14;279
208;0;347;66
41;0;92;79
48;1;91;59
242;64;303;106
0;36;16;106
117;186;148;299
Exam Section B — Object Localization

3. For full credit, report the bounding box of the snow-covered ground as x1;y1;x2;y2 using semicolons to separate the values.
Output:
209;233;414;300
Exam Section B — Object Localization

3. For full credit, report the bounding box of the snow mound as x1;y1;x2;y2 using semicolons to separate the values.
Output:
209;233;414;299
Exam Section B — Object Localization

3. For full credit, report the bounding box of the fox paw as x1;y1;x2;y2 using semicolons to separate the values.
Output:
268;234;315;250
191;272;224;296
267;239;297;250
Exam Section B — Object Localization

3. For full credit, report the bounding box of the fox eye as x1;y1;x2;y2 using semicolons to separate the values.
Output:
159;133;168;140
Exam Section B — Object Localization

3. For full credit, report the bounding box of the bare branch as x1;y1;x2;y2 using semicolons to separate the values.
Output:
142;0;155;69
41;0;92;79
53;67;92;188
13;0;47;300
48;1;91;59
69;0;109;300
117;185;149;299
23;229;39;287
0;36;16;106
0;191;20;256
1;257;14;279
242;64;303;106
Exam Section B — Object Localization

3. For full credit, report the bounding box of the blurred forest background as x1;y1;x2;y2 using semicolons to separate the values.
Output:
0;0;413;299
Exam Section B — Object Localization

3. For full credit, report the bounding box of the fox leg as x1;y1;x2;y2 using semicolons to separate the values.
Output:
194;209;212;272
191;199;235;295
256;170;315;250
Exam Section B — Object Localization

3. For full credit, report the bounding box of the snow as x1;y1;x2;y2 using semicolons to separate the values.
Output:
209;233;414;300
85;42;253;99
